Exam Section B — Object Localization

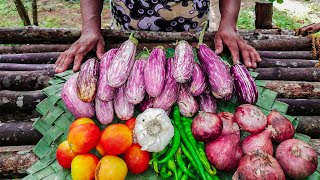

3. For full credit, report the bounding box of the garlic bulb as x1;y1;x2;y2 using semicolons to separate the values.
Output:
134;108;174;152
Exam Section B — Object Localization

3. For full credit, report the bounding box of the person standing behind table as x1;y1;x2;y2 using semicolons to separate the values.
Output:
54;0;262;73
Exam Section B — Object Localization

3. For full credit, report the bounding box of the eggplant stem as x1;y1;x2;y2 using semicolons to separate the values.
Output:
197;21;208;48
129;31;138;46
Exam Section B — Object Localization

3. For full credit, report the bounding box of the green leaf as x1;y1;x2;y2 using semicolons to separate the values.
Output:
41;126;64;145
33;166;56;179
254;80;268;87
193;48;200;64
256;89;278;110
271;101;289;113
22;174;40;180
48;78;66;86
33;139;51;159
306;170;320;180
54;70;73;78
249;71;259;78
39;148;58;167
42;106;64;125
54;113;73;132
36;100;52;116
27;161;46;174
32;118;53;136
42;84;63;96
165;48;175;59
294;133;311;143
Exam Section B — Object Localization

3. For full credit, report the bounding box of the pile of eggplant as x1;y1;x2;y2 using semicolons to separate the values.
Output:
61;32;258;124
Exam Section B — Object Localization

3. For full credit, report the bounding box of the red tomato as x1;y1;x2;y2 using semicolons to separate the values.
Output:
125;118;136;130
124;143;150;174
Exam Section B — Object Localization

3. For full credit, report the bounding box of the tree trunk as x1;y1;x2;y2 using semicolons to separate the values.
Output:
257;59;318;68
0;121;42;146
296;116;320;138
0;52;60;64
254;68;320;81
276;98;320;116
0;146;38;178
0;90;46;112
13;0;31;26
0;44;70;54
310;139;320;156
296;23;320;37
255;2;273;29
265;81;320;99
0;63;54;71
32;0;38;26
258;51;313;59
0;71;53;91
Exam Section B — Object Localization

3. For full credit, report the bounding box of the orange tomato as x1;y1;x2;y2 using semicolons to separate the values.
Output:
69;117;95;131
125;117;136;130
56;140;78;168
124;143;150;174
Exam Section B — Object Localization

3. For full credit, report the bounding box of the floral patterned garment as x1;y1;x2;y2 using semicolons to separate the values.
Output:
110;0;210;32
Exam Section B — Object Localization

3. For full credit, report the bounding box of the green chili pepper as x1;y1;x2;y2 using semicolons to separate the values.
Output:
172;105;207;180
181;143;198;171
205;172;220;180
181;174;189;180
149;146;169;164
167;158;179;180
157;126;180;163
177;167;183;179
212;175;220;180
151;153;159;174
198;142;216;175
175;147;196;178
160;163;172;179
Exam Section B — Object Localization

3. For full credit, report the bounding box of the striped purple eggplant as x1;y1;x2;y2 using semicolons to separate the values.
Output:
95;98;114;125
173;40;195;83
107;35;138;88
189;63;207;96
144;46;166;97
153;58;179;111
198;91;217;113
177;84;199;117
114;85;134;120
231;63;258;104
62;73;95;118
97;48;118;101
125;57;147;104
139;95;155;112
76;58;99;102
197;44;233;100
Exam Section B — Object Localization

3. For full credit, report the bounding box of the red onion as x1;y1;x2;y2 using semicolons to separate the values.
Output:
218;112;239;136
206;133;243;171
241;126;275;155
233;151;285;180
275;139;318;179
267;111;295;143
234;104;267;134
192;112;222;142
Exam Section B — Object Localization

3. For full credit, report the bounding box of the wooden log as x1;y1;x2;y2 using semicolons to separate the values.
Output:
257;59;318;68
0;111;40;122
258;51;313;59
0;44;70;54
0;63;54;71
0;90;46;112
0;121;42;146
250;38;312;51
255;2;273;29
0;52;60;64
310;139;320;156
296;23;320;37
254;68;320;81
265;81;320;99
296;116;320;138
0;146;38;178
276;98;320;116
0;71;53;91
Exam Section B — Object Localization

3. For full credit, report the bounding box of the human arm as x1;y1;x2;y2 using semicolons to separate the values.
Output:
214;0;261;68
55;0;105;73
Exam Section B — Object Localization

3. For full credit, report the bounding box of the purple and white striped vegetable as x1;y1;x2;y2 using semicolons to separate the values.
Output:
230;63;258;104
139;95;155;112
97;48;118;101
126;58;147;104
173;40;195;83
144;46;166;97
95;98;114;125
114;86;134;120
62;73;94;118
153;58;179;111
76;58;99;102
198;91;217;113
190;63;207;96
177;84;199;117
197;44;233;100
107;35;137;88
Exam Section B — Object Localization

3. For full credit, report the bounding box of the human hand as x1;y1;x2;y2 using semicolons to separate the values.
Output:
54;30;105;73
214;26;262;68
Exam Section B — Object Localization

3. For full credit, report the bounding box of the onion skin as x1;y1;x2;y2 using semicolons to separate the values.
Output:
192;112;222;142
218;112;239;136
114;85;134;120
235;104;267;134
275;139;318;179
126;58;146;104
189;63;207;96
198;91;217;113
241;127;274;155
139;95;155;112
97;48;117;101
173;40;194;83
234;151;285;180
177;84;199;117
153;57;178;111
206;133;243;171
267;111;295;143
